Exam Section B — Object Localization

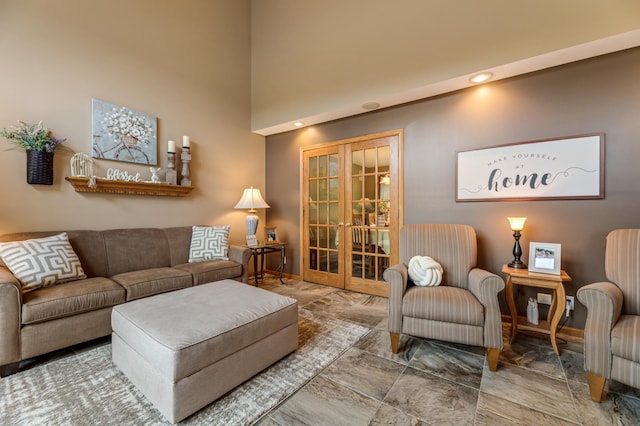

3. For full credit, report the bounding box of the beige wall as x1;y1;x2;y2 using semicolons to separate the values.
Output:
265;48;640;328
0;0;264;245
252;0;640;132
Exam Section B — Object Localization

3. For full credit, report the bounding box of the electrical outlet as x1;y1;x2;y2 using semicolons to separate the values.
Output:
566;295;575;310
537;293;552;305
283;255;287;265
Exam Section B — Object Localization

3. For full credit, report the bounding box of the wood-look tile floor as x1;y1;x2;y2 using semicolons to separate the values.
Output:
257;277;640;426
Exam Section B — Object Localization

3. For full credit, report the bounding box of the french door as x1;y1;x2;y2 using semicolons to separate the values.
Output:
301;130;402;297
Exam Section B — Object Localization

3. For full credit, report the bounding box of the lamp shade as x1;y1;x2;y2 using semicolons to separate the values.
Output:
235;187;270;237
507;217;527;231
234;187;270;212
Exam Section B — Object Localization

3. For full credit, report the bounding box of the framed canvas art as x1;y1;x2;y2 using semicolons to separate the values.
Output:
91;99;157;165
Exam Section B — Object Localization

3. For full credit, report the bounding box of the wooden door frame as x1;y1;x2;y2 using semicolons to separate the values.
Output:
299;129;404;295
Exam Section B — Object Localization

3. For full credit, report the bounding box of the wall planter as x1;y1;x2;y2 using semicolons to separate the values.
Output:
26;151;54;185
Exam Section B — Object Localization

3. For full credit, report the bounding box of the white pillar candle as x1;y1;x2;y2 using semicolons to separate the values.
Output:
168;140;176;153
182;135;190;148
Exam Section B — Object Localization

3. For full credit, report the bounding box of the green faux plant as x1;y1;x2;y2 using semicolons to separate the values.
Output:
0;120;67;152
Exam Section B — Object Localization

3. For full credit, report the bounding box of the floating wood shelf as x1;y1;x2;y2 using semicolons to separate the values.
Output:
65;176;194;197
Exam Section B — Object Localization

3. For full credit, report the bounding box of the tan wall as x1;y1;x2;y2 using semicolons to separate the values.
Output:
252;0;640;131
265;48;640;328
0;0;264;245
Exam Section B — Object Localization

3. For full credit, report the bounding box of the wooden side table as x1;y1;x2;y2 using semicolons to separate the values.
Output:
502;265;572;355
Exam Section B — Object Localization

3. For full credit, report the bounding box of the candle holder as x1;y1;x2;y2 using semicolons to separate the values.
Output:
166;152;177;185
180;147;191;186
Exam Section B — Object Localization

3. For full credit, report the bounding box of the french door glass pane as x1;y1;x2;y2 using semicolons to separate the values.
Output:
309;202;318;225
329;252;339;274
309;181;318;203
309;157;318;178
329;154;339;176
364;148;376;172
352;151;363;175
329;177;339;201
329;203;338;225
378;146;390;174
318;227;327;248
319;155;328;177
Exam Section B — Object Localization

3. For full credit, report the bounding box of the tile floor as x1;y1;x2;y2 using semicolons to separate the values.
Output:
257;277;640;426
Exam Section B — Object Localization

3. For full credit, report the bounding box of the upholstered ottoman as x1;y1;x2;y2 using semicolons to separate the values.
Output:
111;279;298;423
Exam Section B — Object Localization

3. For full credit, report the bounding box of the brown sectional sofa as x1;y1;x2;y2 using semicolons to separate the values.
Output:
0;226;251;376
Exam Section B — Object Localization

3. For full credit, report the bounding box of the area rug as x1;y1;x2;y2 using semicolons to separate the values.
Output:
0;309;369;425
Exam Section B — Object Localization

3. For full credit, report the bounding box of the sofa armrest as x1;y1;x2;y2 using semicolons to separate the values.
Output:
383;263;409;334
577;281;623;378
0;266;22;367
228;245;252;284
468;268;505;349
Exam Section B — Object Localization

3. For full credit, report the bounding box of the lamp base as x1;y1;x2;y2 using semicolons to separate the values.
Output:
508;260;528;269
245;212;259;236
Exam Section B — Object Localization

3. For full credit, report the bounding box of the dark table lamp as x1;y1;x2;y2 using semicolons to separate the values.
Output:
507;217;527;269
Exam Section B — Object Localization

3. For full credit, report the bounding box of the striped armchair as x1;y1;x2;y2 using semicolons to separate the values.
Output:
383;224;505;371
577;229;640;402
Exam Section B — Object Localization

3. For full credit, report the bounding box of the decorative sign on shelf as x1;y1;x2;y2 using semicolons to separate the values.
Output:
105;167;141;182
456;133;604;202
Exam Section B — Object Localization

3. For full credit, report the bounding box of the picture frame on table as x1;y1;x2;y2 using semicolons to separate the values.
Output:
264;226;278;244
246;234;258;248
528;242;561;275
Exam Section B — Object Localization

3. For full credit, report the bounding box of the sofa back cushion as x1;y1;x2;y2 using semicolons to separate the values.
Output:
163;227;193;266
399;224;477;290
103;228;170;276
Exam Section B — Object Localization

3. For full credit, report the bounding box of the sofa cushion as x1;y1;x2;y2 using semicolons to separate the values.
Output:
402;285;484;326
22;277;125;325
188;226;230;262
0;233;87;292
111;267;193;301
174;260;242;285
611;315;640;364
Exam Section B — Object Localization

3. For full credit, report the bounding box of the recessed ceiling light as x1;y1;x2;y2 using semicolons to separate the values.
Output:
470;72;493;84
361;101;381;110
293;121;304;127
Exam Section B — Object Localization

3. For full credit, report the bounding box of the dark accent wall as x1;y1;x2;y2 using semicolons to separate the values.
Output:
265;47;640;329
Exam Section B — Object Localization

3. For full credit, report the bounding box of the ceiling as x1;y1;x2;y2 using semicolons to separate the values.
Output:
251;1;640;136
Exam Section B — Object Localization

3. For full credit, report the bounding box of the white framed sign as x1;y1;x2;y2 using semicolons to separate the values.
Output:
456;134;604;201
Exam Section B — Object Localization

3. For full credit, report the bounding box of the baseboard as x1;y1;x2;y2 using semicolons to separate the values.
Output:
255;269;301;281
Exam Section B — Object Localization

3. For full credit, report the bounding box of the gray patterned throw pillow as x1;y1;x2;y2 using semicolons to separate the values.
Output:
189;225;230;262
0;232;87;292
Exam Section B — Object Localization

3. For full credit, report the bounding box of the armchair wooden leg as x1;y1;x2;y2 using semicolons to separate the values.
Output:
587;372;607;402
486;348;500;372
390;332;400;354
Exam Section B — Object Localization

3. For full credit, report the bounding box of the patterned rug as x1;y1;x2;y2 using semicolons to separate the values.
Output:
0;309;369;425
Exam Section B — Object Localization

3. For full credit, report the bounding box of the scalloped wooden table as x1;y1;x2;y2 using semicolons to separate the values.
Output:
502;264;572;355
